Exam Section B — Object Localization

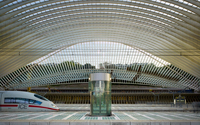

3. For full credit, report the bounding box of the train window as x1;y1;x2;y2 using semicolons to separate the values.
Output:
16;98;25;103
4;98;42;105
29;99;35;104
25;99;29;104
29;99;42;105
4;98;15;103
34;94;49;101
4;98;11;103
10;98;15;103
34;101;42;105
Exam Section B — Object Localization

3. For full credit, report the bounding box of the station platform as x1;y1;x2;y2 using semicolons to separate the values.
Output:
57;104;196;112
0;104;199;125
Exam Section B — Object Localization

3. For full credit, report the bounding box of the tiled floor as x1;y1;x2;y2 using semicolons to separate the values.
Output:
57;104;194;111
0;111;199;121
0;104;199;122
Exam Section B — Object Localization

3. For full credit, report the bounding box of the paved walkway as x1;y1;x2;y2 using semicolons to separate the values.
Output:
0;104;199;125
0;111;199;121
57;104;195;111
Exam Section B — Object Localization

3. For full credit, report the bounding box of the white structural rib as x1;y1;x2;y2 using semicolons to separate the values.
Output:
0;0;199;90
0;42;199;91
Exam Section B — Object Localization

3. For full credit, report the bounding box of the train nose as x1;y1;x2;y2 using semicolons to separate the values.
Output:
55;107;60;111
51;103;59;111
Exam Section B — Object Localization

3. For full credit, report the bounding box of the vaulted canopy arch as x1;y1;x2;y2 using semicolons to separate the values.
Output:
0;41;199;91
0;0;199;90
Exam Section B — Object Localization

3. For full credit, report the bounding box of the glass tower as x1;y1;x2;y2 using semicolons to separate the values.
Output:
89;73;112;116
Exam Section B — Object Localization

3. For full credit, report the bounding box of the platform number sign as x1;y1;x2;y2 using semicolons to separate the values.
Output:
18;104;27;109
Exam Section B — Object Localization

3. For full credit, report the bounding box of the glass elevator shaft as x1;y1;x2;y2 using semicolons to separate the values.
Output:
89;73;111;116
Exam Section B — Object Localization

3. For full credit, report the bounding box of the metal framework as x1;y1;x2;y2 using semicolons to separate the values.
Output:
0;42;199;90
0;0;199;90
44;93;200;104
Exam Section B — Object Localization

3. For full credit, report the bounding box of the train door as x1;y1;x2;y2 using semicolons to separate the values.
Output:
0;92;3;111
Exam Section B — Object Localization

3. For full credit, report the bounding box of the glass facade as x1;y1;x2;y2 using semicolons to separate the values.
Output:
89;80;112;116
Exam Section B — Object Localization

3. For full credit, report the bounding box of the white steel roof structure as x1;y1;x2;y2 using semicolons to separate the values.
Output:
0;0;199;90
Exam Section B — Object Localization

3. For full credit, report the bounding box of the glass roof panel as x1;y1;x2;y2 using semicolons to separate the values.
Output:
1;42;198;90
26;11;173;29
12;2;185;21
30;42;170;67
0;0;199;90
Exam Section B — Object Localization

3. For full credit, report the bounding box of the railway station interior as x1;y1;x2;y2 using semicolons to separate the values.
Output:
0;0;200;125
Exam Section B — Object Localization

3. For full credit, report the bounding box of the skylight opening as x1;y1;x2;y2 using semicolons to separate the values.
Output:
30;42;171;68
5;0;47;14
177;0;200;9
14;2;184;22
27;11;172;29
157;0;199;10
18;6;180;25
0;0;22;9
121;0;194;14
33;16;163;33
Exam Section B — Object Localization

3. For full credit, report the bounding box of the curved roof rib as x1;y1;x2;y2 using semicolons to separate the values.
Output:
0;0;199;90
0;42;199;90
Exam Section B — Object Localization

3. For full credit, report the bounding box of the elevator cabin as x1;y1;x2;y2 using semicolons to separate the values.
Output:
88;73;112;116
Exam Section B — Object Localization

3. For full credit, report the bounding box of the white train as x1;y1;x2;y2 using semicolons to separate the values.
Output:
0;91;59;111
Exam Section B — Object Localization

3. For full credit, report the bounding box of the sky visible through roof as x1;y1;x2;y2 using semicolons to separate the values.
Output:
30;42;171;68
